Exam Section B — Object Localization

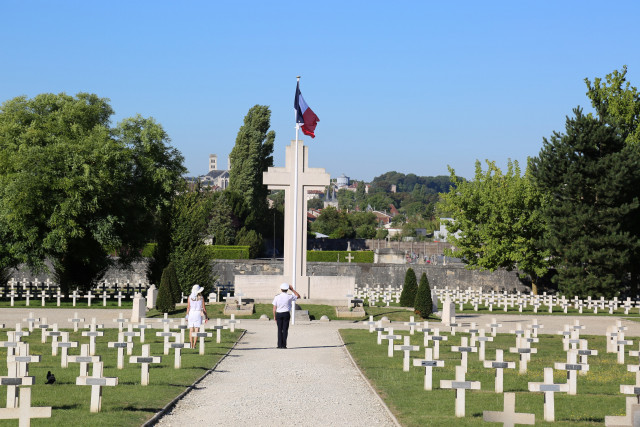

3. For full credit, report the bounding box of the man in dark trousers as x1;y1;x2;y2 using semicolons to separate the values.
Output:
272;283;300;349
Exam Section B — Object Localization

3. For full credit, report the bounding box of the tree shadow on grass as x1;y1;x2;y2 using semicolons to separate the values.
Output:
54;404;81;410
368;310;410;319
122;406;163;412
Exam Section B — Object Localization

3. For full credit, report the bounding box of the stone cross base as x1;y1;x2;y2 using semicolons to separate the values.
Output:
223;303;255;316
234;275;355;303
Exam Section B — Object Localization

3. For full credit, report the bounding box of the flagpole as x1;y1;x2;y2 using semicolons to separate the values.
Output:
291;76;301;325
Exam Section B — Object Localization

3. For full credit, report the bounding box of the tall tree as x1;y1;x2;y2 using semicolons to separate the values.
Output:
207;192;237;245
530;108;640;297
169;188;216;295
0;93;184;292
437;160;550;294
228;105;274;231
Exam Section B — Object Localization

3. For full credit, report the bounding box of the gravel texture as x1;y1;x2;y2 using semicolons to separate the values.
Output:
154;321;397;427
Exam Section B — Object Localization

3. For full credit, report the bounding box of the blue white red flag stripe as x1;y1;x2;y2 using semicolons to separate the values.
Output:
294;82;320;138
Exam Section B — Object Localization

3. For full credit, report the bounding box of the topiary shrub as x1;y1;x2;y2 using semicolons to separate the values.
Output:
163;261;181;305
414;272;433;319
156;264;175;313
399;267;418;307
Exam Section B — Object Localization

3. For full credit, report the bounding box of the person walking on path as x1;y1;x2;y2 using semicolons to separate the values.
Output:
187;284;208;348
272;283;300;349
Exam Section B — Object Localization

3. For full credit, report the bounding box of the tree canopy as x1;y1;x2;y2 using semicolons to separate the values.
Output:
530;108;640;297
0;93;185;291
228;105;274;232
438;160;549;294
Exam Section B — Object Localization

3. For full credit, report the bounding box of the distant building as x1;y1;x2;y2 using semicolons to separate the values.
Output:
201;169;229;190
434;218;460;242
336;174;350;188
185;153;230;191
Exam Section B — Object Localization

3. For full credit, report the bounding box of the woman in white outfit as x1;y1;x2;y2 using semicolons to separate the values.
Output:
187;284;208;348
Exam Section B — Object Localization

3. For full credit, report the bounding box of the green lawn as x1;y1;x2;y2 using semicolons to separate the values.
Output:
0;327;242;426
340;328;637;426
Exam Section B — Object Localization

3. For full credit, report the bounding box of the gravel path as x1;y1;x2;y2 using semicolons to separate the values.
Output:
155;321;397;427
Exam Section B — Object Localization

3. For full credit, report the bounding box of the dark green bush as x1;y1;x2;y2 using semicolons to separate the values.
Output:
156;264;175;313
414;272;433;319
399;268;418;307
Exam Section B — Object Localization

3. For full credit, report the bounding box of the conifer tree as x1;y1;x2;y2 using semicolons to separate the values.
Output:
530;108;640;297
163;261;181;305
399;268;418;307
414;272;433;319
156;264;175;313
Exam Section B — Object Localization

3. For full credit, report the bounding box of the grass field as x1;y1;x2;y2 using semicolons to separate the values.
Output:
0;327;242;426
340;328;639;426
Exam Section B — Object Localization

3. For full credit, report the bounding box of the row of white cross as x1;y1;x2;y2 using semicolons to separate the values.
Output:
0;313;237;424
364;315;640;425
435;287;640;315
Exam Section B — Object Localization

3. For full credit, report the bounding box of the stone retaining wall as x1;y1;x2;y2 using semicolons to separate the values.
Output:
7;259;531;294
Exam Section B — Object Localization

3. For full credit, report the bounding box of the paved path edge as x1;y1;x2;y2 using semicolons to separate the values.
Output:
143;329;247;427
336;329;402;427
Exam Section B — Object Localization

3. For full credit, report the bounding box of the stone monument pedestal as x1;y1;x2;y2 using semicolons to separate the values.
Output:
223;302;255;316
234;274;355;305
335;306;366;318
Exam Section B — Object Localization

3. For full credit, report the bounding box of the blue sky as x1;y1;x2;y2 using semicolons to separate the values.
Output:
1;1;639;181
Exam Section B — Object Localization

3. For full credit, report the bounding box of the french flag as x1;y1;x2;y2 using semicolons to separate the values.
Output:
294;82;320;138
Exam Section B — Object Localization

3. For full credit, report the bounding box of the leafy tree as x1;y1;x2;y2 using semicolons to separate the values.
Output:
228;105;274;232
585;66;640;145
355;224;376;239
307;198;324;210
375;229;388;240
236;227;264;258
310;206;353;238
400;268;418;307
367;193;393;211
355;181;367;208
414;272;433;319
0;93;184;293
337;189;356;211
156;264;176;313
169;188;216;295
437;160;550;294
207;192;236;245
530;108;640;297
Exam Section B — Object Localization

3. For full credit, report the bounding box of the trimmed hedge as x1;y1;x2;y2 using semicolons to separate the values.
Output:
207;245;250;260
141;243;157;258
307;250;374;263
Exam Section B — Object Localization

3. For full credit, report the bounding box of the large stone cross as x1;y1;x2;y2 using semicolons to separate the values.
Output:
262;140;329;289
